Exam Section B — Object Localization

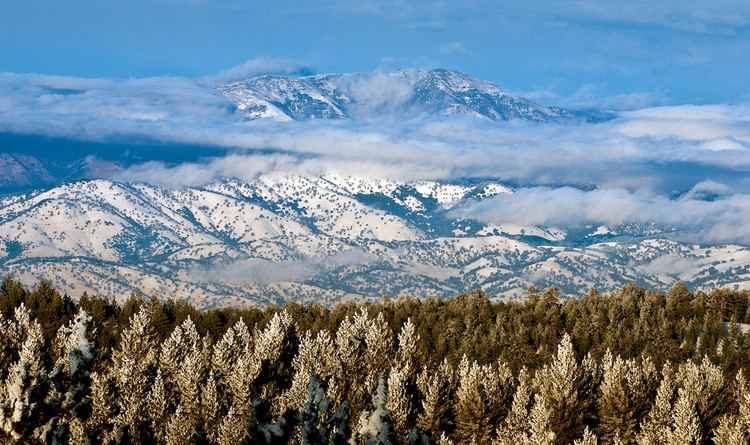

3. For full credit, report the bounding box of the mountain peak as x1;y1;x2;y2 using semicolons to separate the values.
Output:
217;68;577;123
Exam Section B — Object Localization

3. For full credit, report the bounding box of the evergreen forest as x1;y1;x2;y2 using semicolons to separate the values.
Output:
2;276;750;444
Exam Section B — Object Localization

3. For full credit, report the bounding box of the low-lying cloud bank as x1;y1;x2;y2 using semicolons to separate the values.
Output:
189;249;374;284
450;183;750;245
1;68;750;246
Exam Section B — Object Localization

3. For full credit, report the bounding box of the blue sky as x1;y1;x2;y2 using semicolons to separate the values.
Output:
1;0;749;105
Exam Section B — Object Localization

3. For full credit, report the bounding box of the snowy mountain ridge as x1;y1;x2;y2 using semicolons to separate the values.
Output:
1;175;749;308
217;69;580;122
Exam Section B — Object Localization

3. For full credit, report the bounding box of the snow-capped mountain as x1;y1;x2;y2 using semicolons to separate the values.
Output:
1;175;749;308
0;69;607;193
217;69;578;122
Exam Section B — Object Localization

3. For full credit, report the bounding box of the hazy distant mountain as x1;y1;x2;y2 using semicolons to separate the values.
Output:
218;68;592;122
1;175;747;308
0;134;223;193
0;153;55;187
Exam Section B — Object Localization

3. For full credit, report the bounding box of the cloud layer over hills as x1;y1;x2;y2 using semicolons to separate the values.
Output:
1;67;749;247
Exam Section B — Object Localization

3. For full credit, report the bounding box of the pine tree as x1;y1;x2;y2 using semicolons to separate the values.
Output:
0;304;48;441
675;356;728;437
574;427;598;445
598;351;630;443
212;318;253;421
160;316;202;380
0;311;12;375
217;312;298;444
159;317;211;427
2;279;750;443
494;369;532;445
668;392;702;445
278;329;339;415
364;312;395;397
87;371;119;443
353;377;396;445
495;370;555;445
395;317;419;367
527;393;556;445
253;311;297;406
416;359;455;438
455;357;514;443
216;406;248;445
667;282;693;319
333;309;391;423
201;371;222;442
37;309;95;443
147;369;169;442
386;362;414;441
713;371;750;445
225;347;261;420
597;350;655;444
535;333;588;444
108;306;159;442
174;335;210;429
297;374;349;445
636;366;675;445
212;318;252;386
713;418;748;445
165;404;193;445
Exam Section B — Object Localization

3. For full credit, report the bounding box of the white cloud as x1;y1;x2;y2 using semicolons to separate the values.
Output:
451;185;750;245
0;73;236;140
683;180;731;200
636;254;701;279
551;0;750;36
3;71;750;246
522;84;671;111
190;248;374;284
202;56;312;85
338;72;416;119
617;104;750;142
438;42;466;55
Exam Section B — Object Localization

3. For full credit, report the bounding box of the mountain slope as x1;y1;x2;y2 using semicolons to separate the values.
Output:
217;69;576;122
1;176;749;308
